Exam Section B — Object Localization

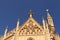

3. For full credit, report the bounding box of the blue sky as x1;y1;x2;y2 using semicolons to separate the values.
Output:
0;0;60;35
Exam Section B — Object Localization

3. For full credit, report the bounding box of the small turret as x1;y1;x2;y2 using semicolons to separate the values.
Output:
46;9;54;26
46;9;55;33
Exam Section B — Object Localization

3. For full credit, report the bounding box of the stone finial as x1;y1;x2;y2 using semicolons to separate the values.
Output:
29;10;33;18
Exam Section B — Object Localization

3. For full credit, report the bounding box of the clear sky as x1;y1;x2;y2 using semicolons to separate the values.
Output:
0;0;60;35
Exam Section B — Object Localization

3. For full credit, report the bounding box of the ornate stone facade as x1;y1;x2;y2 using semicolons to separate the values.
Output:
0;10;60;40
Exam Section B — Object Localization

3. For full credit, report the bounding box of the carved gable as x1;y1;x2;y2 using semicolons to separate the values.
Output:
0;10;60;40
19;18;43;36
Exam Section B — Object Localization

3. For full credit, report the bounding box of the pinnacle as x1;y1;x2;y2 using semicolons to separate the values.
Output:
29;9;33;18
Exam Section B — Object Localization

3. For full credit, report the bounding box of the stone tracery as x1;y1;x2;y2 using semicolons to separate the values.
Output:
19;20;43;36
